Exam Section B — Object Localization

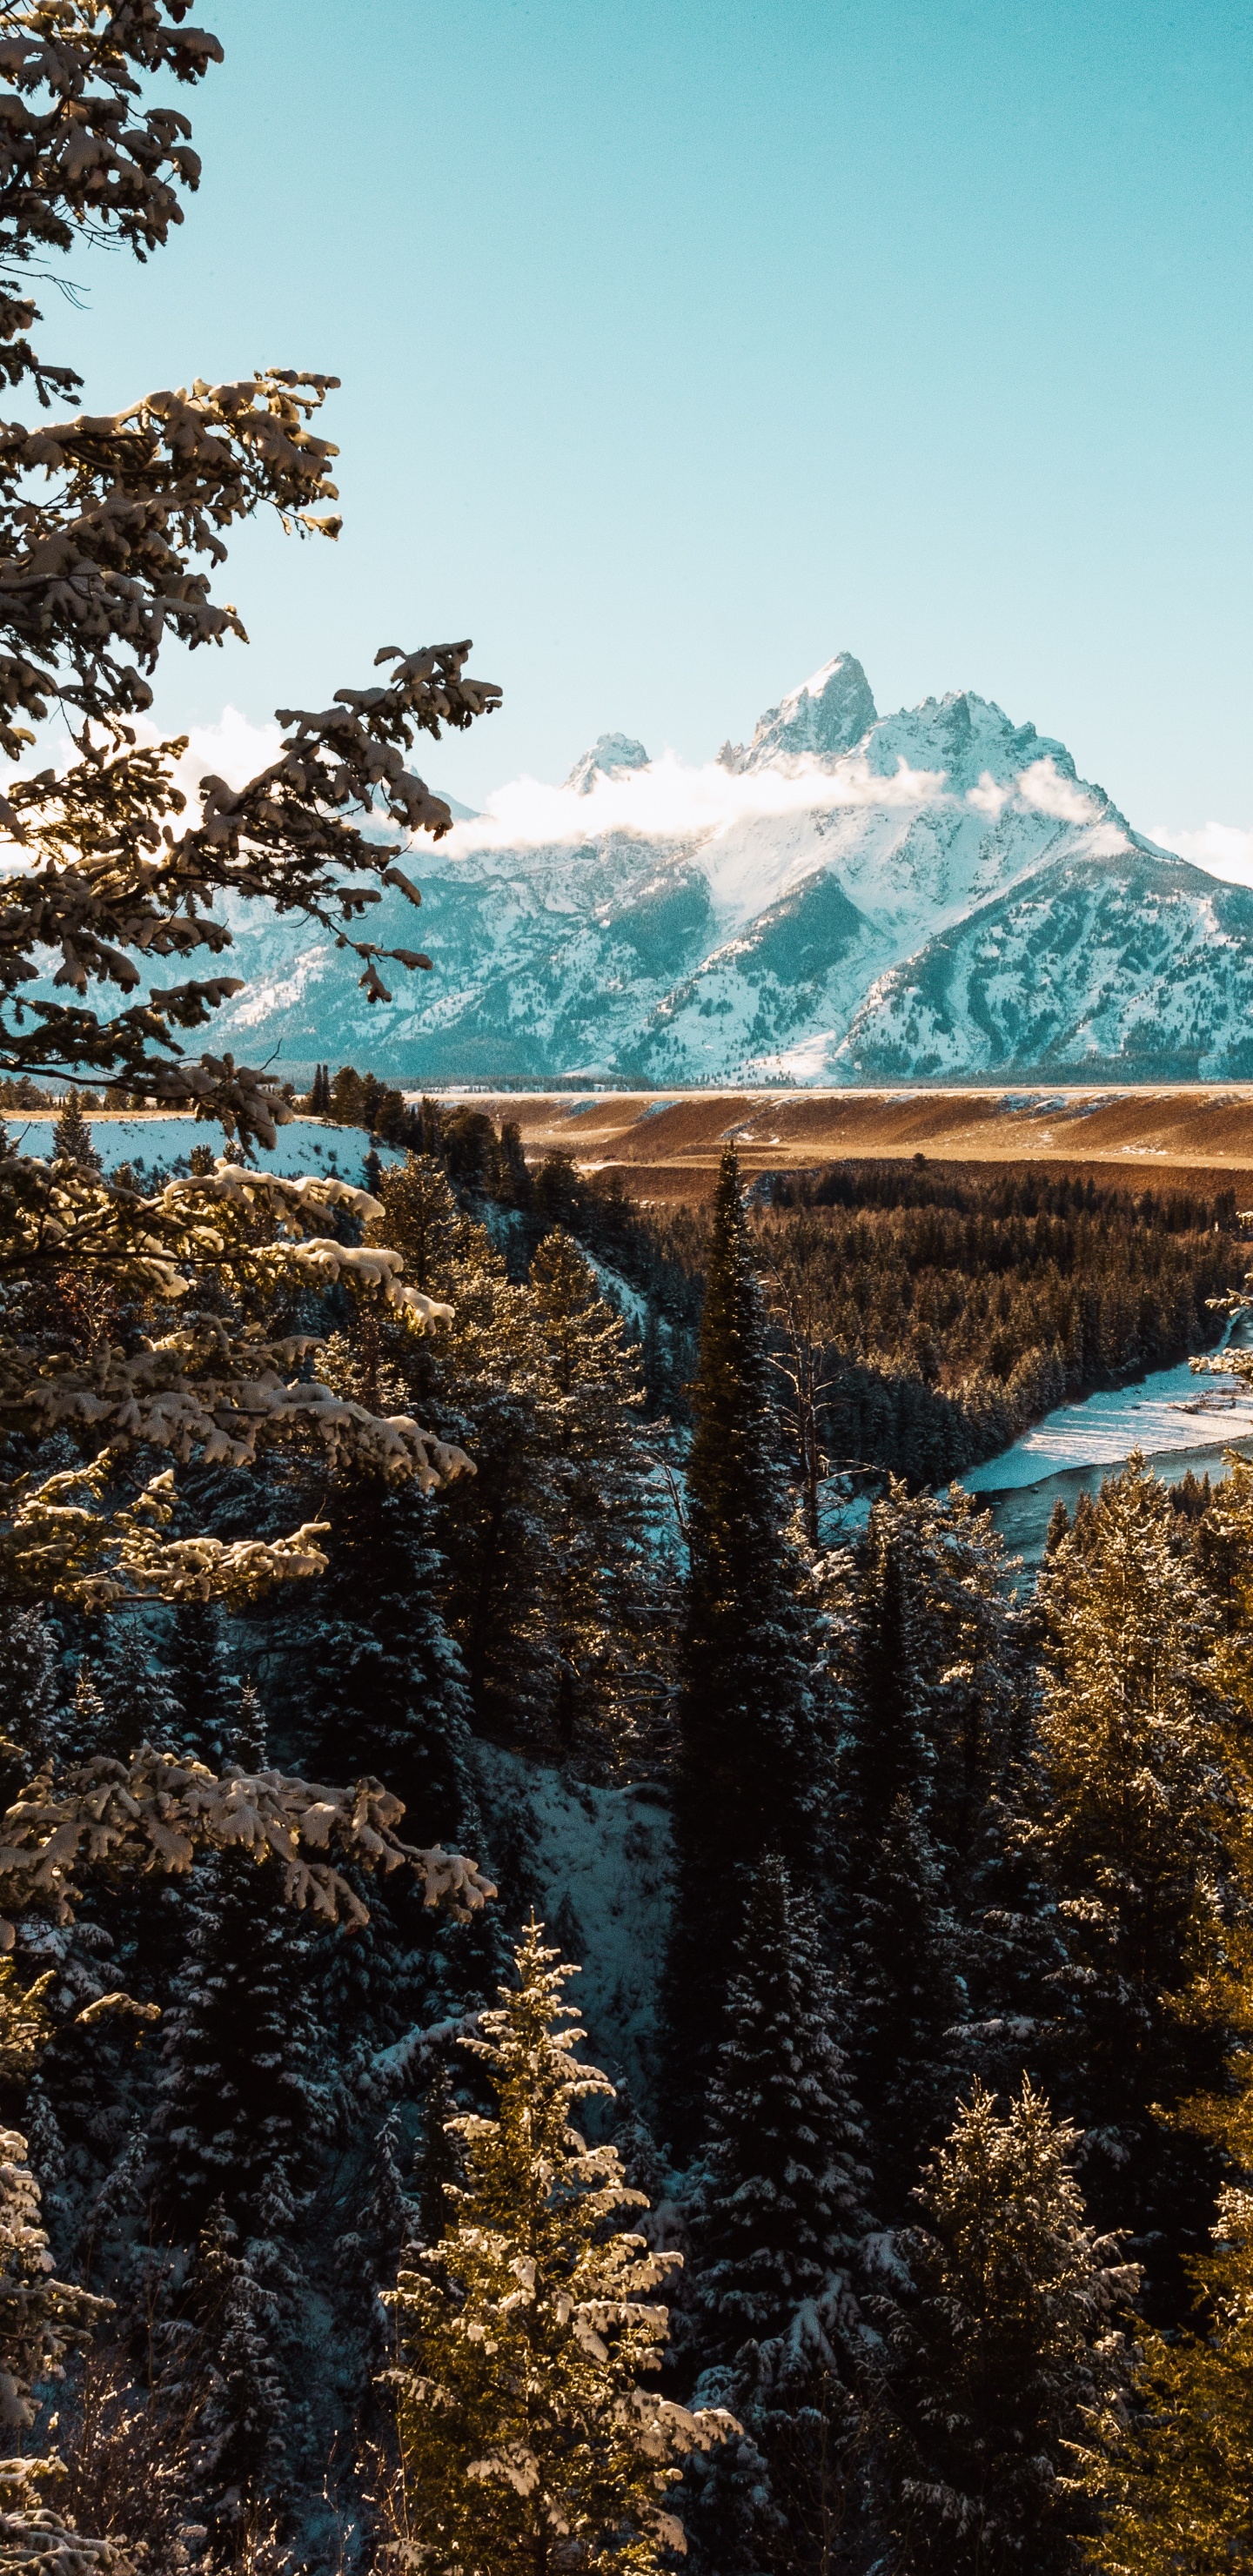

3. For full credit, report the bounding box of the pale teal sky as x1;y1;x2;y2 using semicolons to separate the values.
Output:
50;0;1253;840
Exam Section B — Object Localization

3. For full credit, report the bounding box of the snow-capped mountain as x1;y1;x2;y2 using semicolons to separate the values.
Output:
177;654;1253;1084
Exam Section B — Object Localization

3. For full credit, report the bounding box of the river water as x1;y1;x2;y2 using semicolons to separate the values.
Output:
958;1325;1253;1573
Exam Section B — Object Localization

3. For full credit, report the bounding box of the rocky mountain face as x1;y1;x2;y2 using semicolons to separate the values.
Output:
164;654;1253;1084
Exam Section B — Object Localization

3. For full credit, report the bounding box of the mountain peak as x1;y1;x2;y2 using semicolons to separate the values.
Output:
722;652;878;774
565;732;651;795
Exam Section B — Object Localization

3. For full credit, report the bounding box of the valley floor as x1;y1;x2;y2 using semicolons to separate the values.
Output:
451;1083;1253;1201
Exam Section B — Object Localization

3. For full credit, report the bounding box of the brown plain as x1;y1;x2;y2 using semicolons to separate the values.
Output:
458;1086;1253;1205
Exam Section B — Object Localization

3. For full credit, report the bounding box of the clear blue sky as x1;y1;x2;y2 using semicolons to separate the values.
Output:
56;0;1252;835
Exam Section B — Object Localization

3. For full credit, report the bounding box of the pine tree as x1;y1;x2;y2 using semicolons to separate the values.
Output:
690;1854;868;2367
165;1598;234;1770
333;2104;418;2344
826;1503;970;2210
186;2197;288;2540
1078;2177;1253;2571
874;2080;1137;2576
416;2059;463;2251
375;1156;559;1741
95;1623;181;1759
66;1659;109;1763
384;1922;734;2576
0;1597;59;1798
684;1856;870;2576
1076;1594;1253;2569
51;1090;102;1173
1031;1454;1229;2294
840;1512;926;1854
295;1461;496;2045
665;1148;820;2131
844;1788;967;2214
153;1838;325;2240
526;1227;669;1767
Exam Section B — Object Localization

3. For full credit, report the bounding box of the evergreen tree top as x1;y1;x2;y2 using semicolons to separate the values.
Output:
875;2078;1137;2576
385;1922;736;2575
456;1920;629;2213
694;1853;869;2358
50;1089;101;1172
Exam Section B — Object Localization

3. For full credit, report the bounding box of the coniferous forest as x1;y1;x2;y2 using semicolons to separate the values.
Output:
4;14;1253;2575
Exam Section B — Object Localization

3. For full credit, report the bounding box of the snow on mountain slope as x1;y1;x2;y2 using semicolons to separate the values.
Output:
841;850;1253;1082
42;654;1248;1086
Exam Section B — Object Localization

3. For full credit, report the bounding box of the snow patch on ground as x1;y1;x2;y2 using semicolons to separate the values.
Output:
473;1746;673;2115
8;1114;407;1184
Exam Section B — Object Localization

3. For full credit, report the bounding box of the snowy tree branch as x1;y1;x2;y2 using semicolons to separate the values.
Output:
0;1746;498;1951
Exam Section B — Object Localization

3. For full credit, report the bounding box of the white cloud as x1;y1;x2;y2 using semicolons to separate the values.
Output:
1156;820;1253;889
442;747;948;858
169;706;285;800
1086;822;1133;857
1015;757;1100;824
966;770;1011;816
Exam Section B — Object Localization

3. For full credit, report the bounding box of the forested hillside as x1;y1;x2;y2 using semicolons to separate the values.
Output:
7;1092;1253;2570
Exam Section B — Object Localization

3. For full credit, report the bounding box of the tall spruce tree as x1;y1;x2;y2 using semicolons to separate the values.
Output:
384;1923;734;2575
844;1789;967;2216
165;1598;233;1771
298;1459;498;2050
51;1090;102;1173
874;2080;1137;2576
526;1227;669;1768
690;1853;868;2366
664;1148;820;2135
184;2197;289;2546
95;1624;181;1759
152;1776;325;2242
1031;1454;1229;2300
378;1159;557;1741
685;1855;870;2576
1077;1569;1253;2569
830;1503;968;2210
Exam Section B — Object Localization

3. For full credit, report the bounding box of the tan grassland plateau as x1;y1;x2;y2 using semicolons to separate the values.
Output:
452;1087;1253;1205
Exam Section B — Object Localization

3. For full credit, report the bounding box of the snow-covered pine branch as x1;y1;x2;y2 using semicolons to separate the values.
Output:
0;1745;497;1953
0;1154;472;1603
0;641;499;1142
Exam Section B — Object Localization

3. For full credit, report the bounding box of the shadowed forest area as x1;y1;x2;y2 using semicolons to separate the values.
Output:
8;1092;1253;2572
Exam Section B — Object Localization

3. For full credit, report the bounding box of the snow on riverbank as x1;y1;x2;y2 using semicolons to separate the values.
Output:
963;1344;1253;1493
6;1114;405;1184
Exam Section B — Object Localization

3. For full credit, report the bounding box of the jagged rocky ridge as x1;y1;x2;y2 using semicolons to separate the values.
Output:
189;655;1253;1084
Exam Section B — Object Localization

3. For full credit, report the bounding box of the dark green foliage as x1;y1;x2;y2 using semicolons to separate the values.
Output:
0;1597;58;1796
1030;1459;1230;2308
664;1149;821;2137
328;1063;417;1141
842;1790;966;2214
51;1091;101;1172
639;1164;1241;1480
165;1599;233;1769
416;2060;463;2251
153;1846;324;2237
185;2199;289;2539
295;1466;499;2042
872;2080;1136;2576
691;1855;868;2361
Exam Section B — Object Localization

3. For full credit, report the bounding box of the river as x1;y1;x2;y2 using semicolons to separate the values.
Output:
958;1324;1253;1573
